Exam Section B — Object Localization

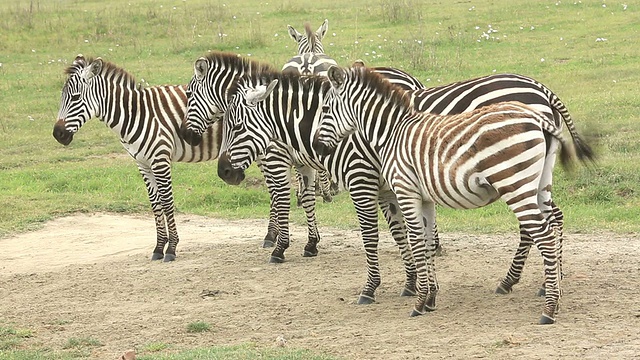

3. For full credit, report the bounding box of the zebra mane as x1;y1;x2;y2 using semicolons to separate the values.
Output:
227;67;328;102
202;51;276;78
304;22;317;53
349;67;411;110
64;57;136;89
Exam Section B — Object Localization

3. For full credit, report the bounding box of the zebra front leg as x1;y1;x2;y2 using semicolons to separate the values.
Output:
258;158;279;248
379;194;417;297
396;194;437;317
351;189;384;304
154;163;180;262
296;166;321;257
138;166;169;261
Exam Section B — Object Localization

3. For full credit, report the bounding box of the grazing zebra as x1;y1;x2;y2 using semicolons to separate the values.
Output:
52;55;221;262
313;66;595;324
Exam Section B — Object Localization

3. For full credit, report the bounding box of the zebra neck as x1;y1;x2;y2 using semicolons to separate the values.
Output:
356;97;412;154
98;83;147;142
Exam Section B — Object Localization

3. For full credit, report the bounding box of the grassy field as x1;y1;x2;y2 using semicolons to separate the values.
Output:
0;0;639;358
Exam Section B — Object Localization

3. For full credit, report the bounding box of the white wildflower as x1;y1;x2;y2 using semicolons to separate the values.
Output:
623;4;627;10
540;58;545;62
274;33;278;37
530;26;535;30
602;4;606;7
332;32;336;36
28;116;35;121
596;37;607;42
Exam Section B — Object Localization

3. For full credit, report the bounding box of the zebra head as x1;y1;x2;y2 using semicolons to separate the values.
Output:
217;77;279;185
53;55;104;146
313;66;358;156
287;19;329;54
181;57;226;146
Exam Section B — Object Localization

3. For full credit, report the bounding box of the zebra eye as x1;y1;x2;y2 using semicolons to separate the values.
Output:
322;105;330;114
70;94;81;101
185;90;192;98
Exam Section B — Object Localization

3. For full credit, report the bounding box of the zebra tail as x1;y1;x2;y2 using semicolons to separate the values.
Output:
549;93;597;166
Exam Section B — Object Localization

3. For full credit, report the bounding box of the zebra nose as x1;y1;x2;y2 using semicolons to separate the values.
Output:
53;119;73;146
312;133;332;156
180;122;203;146
217;152;245;185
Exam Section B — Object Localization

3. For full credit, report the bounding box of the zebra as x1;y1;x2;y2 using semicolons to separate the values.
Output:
313;66;595;324
52;55;222;262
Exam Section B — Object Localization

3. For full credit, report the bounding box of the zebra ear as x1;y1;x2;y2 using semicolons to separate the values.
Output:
327;66;344;89
85;58;102;80
74;54;85;64
316;19;329;40
194;57;208;80
287;25;301;42
246;79;279;105
352;59;366;67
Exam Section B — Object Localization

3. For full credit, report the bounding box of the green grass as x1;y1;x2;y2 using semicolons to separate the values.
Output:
0;0;639;358
185;321;211;334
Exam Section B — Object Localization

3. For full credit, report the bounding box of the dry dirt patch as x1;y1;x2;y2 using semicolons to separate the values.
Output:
0;213;639;359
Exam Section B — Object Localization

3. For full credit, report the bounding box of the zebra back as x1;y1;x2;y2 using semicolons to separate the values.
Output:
352;60;426;91
281;53;338;77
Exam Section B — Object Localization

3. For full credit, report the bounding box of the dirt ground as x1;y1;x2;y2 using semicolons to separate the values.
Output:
0;213;639;359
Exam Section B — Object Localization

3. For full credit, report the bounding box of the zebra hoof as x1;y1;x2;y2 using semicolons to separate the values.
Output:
409;308;426;317
262;240;275;248
269;255;285;264
357;294;375;305
495;284;513;295
400;288;417;297
151;253;164;261
538;314;556;325
322;195;333;203
435;245;444;257
536;287;546;297
163;254;176;262
303;249;318;257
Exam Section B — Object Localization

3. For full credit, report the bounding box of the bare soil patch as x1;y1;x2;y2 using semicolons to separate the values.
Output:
1;213;639;359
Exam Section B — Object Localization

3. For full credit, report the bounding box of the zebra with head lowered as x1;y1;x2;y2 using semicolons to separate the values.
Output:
52;55;222;262
313;66;595;324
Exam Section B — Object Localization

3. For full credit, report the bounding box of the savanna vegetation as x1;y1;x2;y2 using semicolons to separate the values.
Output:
0;0;638;358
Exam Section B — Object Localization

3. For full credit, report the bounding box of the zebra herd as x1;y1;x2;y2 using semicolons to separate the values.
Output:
53;20;594;324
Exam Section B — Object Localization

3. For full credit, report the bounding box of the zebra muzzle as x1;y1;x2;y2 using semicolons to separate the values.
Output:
53;119;74;146
217;152;246;185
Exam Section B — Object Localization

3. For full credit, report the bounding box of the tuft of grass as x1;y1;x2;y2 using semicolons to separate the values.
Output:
62;337;103;350
186;321;211;334
141;342;170;353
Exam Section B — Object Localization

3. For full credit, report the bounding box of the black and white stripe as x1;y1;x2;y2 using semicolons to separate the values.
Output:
53;55;221;262
314;66;595;324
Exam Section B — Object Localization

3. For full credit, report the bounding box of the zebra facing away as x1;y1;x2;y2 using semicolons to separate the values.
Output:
313;66;595;324
52;55;222;262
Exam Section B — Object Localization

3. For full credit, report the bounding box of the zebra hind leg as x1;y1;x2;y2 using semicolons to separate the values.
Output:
496;226;533;294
